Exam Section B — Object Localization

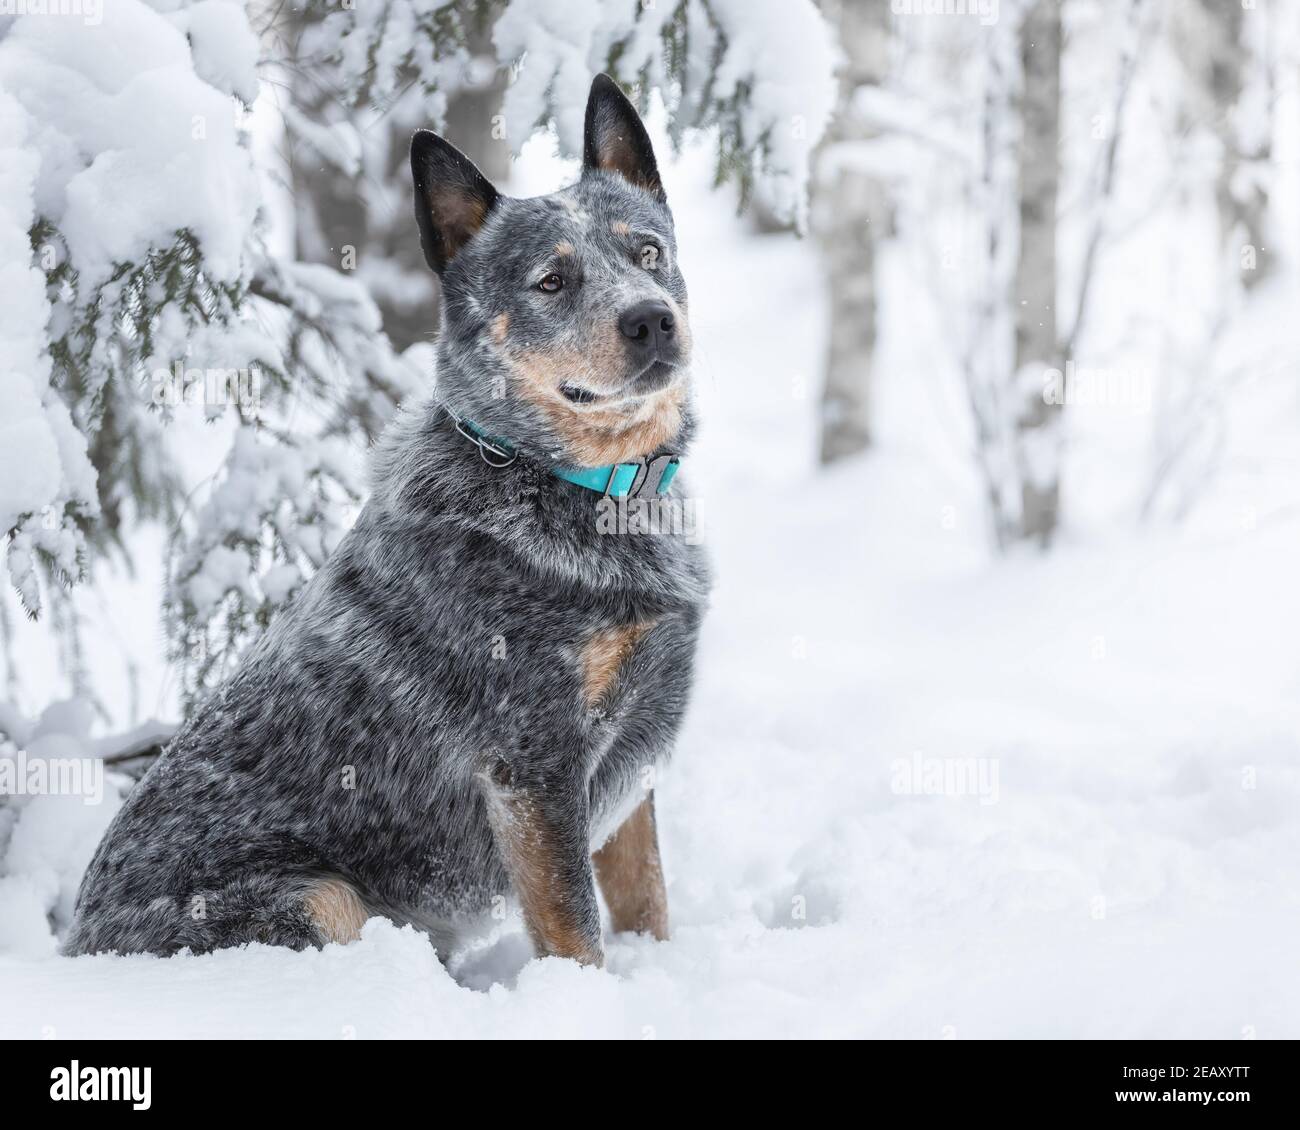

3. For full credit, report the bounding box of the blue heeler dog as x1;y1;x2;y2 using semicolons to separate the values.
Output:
65;76;709;966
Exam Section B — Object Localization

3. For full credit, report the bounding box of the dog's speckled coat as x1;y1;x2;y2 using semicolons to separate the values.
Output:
65;76;709;965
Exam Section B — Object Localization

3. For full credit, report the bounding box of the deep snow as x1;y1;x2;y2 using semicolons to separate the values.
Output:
2;128;1299;1039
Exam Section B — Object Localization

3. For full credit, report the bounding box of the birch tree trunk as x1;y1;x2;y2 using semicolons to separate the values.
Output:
1200;0;1273;289
817;0;892;466
1010;0;1063;545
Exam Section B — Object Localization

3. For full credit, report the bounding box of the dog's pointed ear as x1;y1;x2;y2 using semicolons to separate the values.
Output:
411;130;501;274
582;74;665;203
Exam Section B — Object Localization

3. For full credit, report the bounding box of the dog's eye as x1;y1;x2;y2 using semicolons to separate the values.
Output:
537;273;564;293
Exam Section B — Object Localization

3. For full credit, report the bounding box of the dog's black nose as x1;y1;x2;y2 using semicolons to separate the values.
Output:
619;300;675;350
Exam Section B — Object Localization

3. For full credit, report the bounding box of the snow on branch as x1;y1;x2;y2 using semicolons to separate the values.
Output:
164;424;358;706
495;0;838;228
300;0;839;229
0;89;98;618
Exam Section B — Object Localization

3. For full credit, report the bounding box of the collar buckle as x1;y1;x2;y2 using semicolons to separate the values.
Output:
604;453;679;499
636;453;680;498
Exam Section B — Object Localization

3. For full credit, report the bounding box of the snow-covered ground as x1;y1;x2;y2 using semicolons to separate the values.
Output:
3;134;1299;1039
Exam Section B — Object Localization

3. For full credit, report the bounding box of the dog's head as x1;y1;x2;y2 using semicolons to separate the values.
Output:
411;74;692;468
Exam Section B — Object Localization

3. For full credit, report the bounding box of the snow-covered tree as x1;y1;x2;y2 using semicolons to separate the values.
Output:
0;1;424;708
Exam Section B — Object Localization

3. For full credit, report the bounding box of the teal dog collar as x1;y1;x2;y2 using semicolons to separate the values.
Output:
451;413;680;500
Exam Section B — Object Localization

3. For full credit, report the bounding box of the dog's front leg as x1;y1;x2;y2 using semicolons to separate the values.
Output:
480;763;604;966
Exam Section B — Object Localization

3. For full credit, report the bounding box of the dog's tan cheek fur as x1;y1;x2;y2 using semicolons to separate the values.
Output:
513;365;686;467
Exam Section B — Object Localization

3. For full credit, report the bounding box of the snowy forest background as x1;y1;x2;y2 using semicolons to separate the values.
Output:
2;0;1299;1037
